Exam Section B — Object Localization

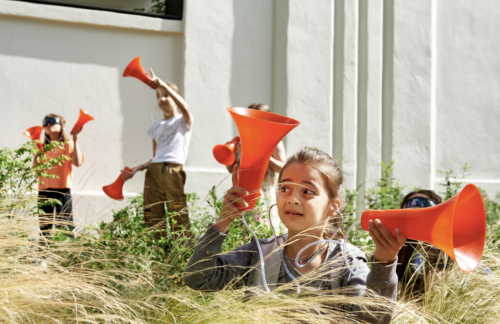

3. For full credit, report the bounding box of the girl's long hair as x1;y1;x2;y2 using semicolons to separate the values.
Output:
43;113;70;145
278;147;345;240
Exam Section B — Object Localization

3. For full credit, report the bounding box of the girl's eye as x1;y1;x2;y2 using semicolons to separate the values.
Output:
303;188;315;195
279;185;290;193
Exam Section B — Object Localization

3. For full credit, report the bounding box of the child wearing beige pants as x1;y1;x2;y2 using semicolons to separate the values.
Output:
121;70;193;239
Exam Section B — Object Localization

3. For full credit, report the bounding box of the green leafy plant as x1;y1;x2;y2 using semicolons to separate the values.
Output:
0;141;69;215
134;0;166;14
439;163;472;200
365;161;405;210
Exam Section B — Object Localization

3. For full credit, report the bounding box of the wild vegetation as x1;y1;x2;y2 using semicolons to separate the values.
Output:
0;142;498;323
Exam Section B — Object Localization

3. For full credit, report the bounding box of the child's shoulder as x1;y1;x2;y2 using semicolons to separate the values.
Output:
342;241;368;261
252;233;287;246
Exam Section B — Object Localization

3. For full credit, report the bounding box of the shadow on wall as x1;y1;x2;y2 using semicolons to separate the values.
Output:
229;0;274;137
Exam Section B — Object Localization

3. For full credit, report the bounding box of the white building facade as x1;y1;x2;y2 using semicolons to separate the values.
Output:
1;0;499;225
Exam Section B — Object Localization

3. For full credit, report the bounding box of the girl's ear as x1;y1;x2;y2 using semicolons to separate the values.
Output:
328;199;341;217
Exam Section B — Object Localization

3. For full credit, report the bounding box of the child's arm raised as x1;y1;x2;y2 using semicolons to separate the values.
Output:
212;164;248;233
335;220;405;323
369;219;406;264
184;165;255;291
149;69;193;128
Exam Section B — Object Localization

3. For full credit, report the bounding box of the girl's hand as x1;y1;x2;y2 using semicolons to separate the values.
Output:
121;166;139;181
212;165;248;233
369;219;406;264
72;127;81;142
149;68;165;90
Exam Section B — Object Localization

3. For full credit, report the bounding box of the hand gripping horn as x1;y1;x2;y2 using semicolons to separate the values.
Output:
213;136;240;166
71;109;95;135
361;184;486;273
103;167;132;201
228;108;300;212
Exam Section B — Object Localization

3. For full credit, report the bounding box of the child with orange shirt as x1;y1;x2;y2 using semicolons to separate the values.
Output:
38;114;84;237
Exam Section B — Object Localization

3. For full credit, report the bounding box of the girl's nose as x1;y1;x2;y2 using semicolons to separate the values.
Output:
287;193;301;205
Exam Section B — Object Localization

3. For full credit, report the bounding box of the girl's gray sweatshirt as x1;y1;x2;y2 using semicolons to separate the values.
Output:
184;227;398;324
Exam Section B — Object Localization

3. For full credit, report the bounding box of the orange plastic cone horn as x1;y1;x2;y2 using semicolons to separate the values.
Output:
213;136;240;166
23;126;44;151
228;107;300;212
361;183;486;273
71;108;95;135
123;57;158;89
102;167;131;201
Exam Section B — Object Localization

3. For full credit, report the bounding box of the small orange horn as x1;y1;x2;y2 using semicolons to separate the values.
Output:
102;167;131;201
361;183;486;273
123;57;158;89
23;126;44;152
213;136;240;166
71;109;94;135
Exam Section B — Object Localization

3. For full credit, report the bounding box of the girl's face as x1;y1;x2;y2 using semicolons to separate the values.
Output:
44;122;62;136
157;87;176;115
277;163;337;236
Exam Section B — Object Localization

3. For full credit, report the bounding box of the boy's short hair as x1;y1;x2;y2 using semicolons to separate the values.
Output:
247;103;270;112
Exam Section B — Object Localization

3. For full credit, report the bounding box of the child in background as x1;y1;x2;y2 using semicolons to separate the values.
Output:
122;69;193;239
38;114;84;237
185;147;406;323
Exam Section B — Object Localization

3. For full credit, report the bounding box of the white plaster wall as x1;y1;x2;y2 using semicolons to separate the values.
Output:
2;0;500;225
435;0;500;196
183;0;275;198
0;1;183;226
390;0;433;189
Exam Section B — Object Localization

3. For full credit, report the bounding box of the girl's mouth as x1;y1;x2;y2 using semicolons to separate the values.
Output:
286;210;303;217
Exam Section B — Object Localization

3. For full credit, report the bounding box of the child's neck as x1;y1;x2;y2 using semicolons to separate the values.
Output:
163;109;179;120
285;230;328;275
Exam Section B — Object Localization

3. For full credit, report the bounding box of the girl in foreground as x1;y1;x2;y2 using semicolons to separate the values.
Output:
184;147;406;323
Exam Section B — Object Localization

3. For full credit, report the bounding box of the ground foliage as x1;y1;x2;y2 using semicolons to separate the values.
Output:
0;142;499;323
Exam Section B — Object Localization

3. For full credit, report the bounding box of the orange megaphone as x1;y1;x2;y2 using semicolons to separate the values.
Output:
23;126;44;151
123;57;158;89
228;107;300;211
102;167;131;201
361;183;486;273
213;136;240;166
71;108;95;135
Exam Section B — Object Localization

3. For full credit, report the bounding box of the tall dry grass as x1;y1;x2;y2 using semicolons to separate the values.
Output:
0;194;498;323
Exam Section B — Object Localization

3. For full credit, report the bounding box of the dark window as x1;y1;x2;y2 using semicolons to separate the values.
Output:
15;0;183;20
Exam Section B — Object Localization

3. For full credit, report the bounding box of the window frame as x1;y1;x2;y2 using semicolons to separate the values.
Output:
14;0;184;20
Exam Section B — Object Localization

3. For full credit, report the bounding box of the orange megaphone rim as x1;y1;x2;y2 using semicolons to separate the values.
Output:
23;126;44;152
102;167;131;201
71;108;95;135
361;183;486;273
123;56;157;89
228;107;300;212
213;136;240;166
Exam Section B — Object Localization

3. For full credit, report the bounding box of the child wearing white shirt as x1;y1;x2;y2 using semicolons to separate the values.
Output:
122;69;193;238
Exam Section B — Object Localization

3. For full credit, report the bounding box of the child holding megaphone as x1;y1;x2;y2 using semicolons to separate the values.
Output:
37;114;85;237
185;147;405;323
121;70;193;238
